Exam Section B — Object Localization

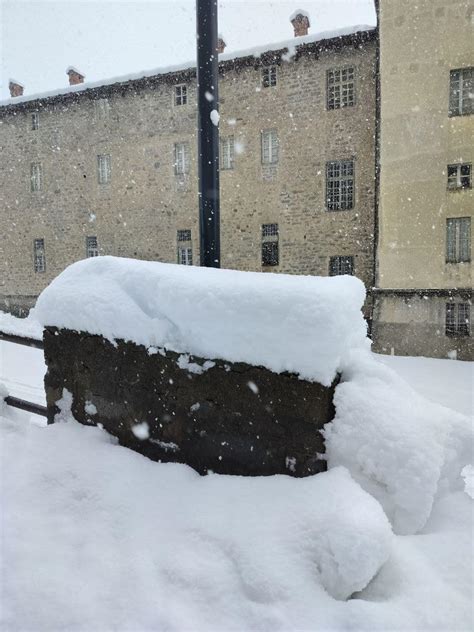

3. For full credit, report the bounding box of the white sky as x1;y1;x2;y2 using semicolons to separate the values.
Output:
0;0;376;99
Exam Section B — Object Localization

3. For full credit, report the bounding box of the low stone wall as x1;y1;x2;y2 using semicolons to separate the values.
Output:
43;327;337;477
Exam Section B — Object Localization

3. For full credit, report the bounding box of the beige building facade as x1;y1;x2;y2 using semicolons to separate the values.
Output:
373;0;473;359
0;28;377;318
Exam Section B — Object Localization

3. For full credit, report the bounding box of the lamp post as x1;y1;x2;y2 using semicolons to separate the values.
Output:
196;0;220;268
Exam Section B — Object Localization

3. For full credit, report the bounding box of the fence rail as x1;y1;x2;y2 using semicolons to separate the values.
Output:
0;331;44;349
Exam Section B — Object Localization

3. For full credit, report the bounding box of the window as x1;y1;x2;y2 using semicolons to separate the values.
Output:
446;218;471;263
220;136;235;170
326;160;354;210
97;154;111;184
262;66;277;88
261;129;279;164
30;162;42;191
177;229;192;265
327;67;355;109
449;68;473;116
174;142;190;175
31;112;39;130
446;303;470;336
329;256;354;276
94;98;110;118
262;223;279;266
86;236;99;257
174;84;187;106
447;164;471;189
33;239;45;273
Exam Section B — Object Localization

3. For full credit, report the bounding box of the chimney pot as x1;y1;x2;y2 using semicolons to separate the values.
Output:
217;36;226;54
66;67;85;86
9;80;24;98
290;11;310;37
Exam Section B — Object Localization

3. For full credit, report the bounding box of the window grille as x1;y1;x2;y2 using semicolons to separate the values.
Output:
446;303;470;336
447;164;471;189
174;142;190;175
34;239;45;273
262;66;277;88
178;247;193;265
329;256;354;276
449;68;474;116
94;98;110;118
220;136;235;170
31;112;39;130
30;163;42;191
177;229;191;242
97;154;111;184
327;67;355;109
86;236;99;257
175;85;187;106
261;223;279;266
262;223;279;237
261;129;279;164
446;218;471;263
326;160;354;210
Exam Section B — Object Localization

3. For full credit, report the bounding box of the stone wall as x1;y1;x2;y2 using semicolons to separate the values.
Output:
43;328;337;476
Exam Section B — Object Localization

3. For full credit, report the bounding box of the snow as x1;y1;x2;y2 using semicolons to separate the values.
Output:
34;256;368;386
0;24;375;107
210;108;220;126
0;308;43;340
289;9;311;22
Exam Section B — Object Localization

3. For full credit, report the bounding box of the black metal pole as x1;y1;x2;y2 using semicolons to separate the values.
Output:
196;0;220;267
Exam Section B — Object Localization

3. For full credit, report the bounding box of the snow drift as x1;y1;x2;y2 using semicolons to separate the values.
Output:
35;256;369;386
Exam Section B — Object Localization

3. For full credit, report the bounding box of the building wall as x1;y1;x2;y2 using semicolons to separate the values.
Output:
0;41;376;315
374;0;473;358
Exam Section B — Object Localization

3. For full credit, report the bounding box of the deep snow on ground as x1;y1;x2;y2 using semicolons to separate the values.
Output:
0;310;473;631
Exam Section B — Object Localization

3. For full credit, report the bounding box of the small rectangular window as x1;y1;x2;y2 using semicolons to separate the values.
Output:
220;136;235;170
31;112;39;130
178;247;193;265
327;67;355;110
446;218;471;263
175;84;187;106
33;239;45;273
94;98;110;119
261;223;279;266
326;160;354;210
174;142;190;175
447;163;471;189
177;229;191;242
97;154;111;184
449;68;474;116
86;236;99;258
446;303;470;336
262;66;277;88
329;256;354;276
261;129;279;165
30;163;42;192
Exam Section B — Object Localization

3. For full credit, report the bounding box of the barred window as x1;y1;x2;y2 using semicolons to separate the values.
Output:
220;136;235;170
174;142;190;175
449;68;473;116
33;239;45;273
329;256;354;276
86;236;99;258
447;164;471;189
326;160;354;210
177;229;192;242
178;247;193;265
31;112;39;130
446;218;471;263
261;129;279;164
327;67;355;109
262;223;279;266
97;154;111;184
94;98;110;118
30;162;42;191
175;84;187;106
262;66;277;88
446;303;470;336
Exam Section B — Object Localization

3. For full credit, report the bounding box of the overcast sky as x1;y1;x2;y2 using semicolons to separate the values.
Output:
0;0;376;99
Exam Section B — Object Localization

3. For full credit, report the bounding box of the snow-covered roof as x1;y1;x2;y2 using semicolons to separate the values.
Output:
0;24;375;108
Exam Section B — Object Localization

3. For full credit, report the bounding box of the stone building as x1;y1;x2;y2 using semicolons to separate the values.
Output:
373;0;473;359
0;18;377;318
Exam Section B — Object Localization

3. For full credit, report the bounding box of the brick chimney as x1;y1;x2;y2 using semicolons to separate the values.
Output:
9;79;24;98
217;36;226;54
66;67;85;86
290;11;310;37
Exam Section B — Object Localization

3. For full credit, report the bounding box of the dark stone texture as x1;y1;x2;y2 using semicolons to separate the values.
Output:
43;327;337;477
